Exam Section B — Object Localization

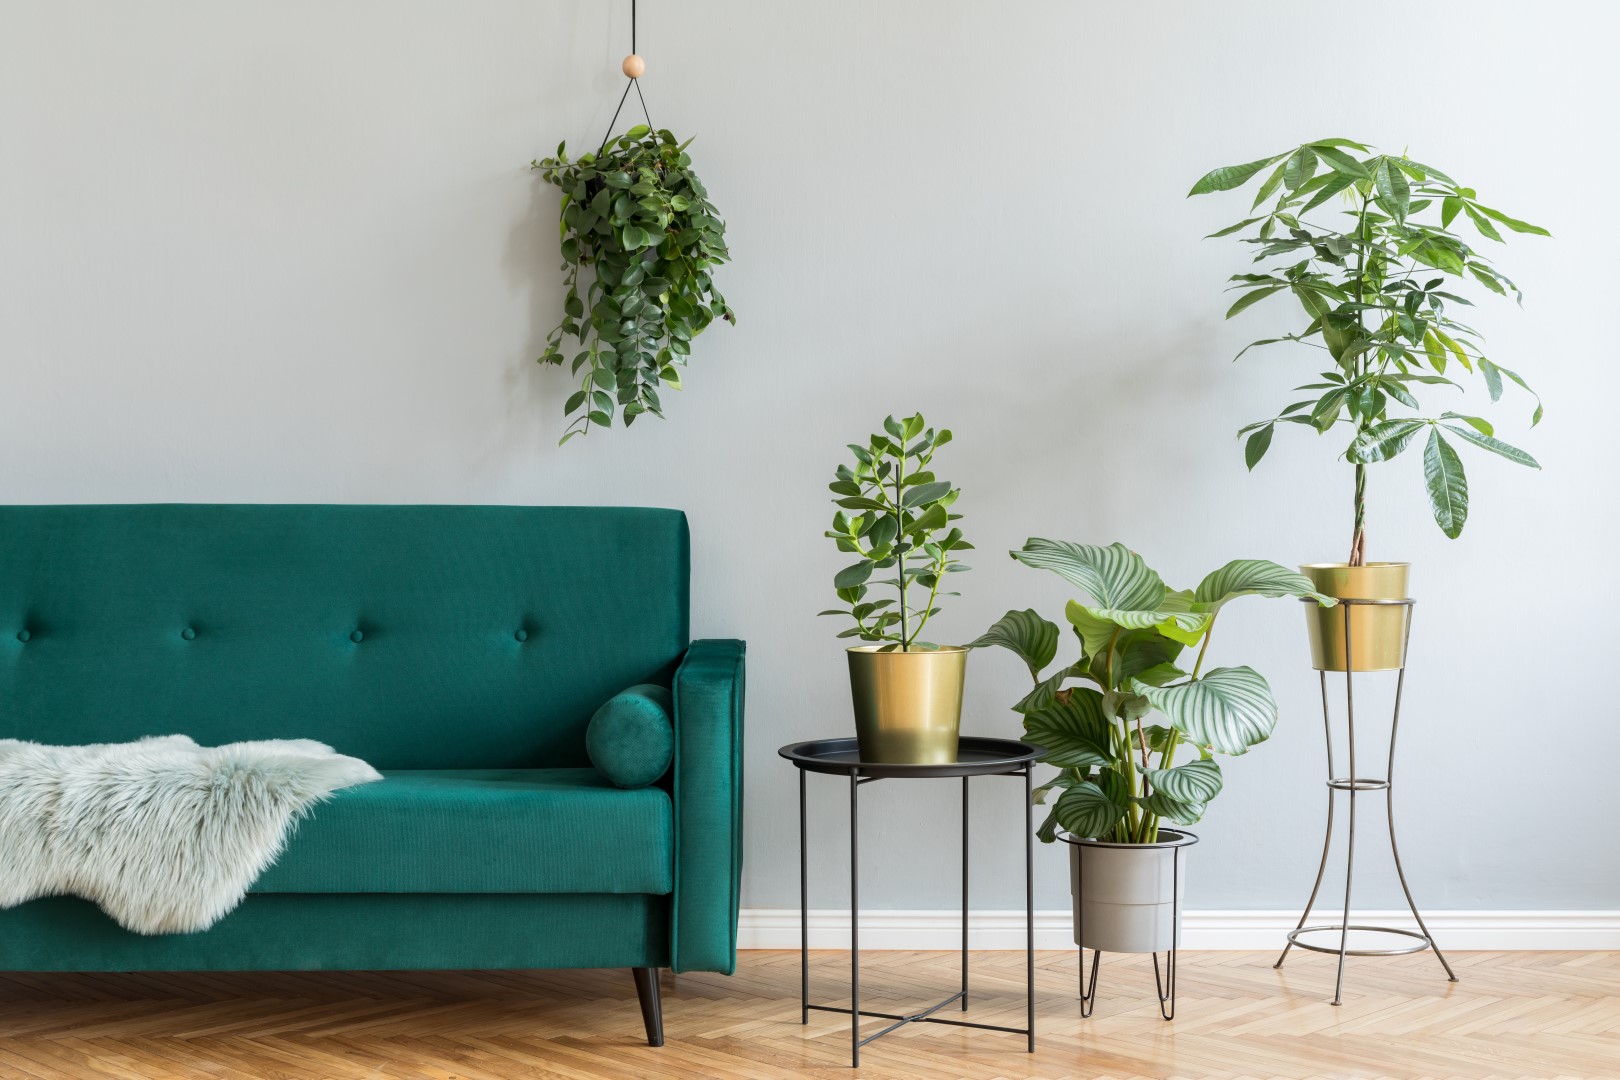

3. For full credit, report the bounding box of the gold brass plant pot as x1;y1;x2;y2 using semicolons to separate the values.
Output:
1302;562;1411;672
846;645;967;764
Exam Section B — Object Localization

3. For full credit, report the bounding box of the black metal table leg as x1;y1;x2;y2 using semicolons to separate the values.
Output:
800;767;809;1025
962;774;969;1011
1025;764;1035;1051
850;767;860;1068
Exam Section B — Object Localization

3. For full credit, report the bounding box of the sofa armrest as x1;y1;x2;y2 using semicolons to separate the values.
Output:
669;638;746;974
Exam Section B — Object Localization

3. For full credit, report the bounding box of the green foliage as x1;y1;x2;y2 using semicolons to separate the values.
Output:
972;541;1333;844
533;126;734;445
1192;140;1547;553
820;414;971;651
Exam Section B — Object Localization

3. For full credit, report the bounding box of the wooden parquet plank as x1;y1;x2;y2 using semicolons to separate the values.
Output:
1;950;1617;1079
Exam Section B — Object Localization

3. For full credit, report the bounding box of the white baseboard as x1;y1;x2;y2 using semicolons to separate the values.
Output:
738;908;1620;951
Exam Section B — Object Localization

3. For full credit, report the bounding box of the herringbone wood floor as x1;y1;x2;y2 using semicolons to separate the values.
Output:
1;950;1615;1079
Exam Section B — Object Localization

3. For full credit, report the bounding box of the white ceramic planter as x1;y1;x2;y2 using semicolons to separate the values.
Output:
1066;829;1198;954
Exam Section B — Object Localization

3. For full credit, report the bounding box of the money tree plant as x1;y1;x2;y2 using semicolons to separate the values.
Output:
820;413;971;651
1189;139;1547;564
533;125;734;445
973;541;1331;844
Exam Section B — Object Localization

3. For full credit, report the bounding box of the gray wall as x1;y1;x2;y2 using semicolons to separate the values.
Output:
3;1;1615;912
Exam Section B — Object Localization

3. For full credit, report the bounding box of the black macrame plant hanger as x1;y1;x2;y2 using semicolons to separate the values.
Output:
597;0;655;156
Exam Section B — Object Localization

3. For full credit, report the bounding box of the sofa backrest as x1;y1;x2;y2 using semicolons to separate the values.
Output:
0;505;689;769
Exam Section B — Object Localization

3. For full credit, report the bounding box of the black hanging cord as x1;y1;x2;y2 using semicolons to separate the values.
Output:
597;0;654;156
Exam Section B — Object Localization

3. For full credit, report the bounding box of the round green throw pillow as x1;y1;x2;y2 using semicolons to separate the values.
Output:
586;684;674;788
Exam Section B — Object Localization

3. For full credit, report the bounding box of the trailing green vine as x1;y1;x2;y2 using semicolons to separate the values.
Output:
533;125;734;445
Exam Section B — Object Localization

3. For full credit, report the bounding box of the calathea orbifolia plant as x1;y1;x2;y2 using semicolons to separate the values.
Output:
820;414;971;651
1190;140;1548;563
973;541;1332;843
533;125;734;445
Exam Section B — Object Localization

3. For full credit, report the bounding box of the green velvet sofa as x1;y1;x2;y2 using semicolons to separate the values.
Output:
0;504;744;1046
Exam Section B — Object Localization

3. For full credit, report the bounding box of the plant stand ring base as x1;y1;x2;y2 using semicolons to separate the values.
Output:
1285;924;1431;957
1275;597;1458;1006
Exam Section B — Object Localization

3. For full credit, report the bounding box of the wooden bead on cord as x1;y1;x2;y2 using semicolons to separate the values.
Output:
622;54;645;78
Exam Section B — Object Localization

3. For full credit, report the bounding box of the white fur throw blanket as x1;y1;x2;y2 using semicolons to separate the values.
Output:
0;735;380;935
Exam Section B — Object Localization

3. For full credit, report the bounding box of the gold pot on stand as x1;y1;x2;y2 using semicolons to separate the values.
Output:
1301;562;1411;672
846;645;966;764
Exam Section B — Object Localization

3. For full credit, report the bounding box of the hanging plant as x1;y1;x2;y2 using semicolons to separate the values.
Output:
532;124;734;445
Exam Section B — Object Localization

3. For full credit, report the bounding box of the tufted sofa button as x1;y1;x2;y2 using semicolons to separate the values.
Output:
514;629;528;642
181;628;196;641
351;630;365;643
16;630;29;643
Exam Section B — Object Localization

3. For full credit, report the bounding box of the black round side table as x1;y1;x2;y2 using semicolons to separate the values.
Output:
778;736;1043;1068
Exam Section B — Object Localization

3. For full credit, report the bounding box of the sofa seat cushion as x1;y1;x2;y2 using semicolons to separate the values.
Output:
252;769;672;895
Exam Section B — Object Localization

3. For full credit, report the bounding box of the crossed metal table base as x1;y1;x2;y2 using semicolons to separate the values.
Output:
781;737;1039;1068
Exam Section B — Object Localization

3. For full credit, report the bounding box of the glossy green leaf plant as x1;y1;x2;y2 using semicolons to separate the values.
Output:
533;126;734;445
974;541;1332;844
820;414;971;652
1190;140;1548;563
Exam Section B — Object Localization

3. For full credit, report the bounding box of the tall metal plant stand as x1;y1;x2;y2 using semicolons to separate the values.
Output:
1274;597;1458;1004
779;737;1041;1069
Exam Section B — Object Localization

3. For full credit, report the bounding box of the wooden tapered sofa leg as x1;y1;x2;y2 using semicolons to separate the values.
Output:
632;966;664;1046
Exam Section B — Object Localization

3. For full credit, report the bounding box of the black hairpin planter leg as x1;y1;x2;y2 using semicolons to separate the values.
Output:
1075;836;1100;1018
1151;847;1182;1021
1078;947;1101;1018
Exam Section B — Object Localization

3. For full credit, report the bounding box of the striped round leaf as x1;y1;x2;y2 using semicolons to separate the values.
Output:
1066;600;1209;658
1144;758;1223;804
1194;559;1334;610
1013;663;1080;715
1133;666;1277;756
1130;661;1186;688
1035;807;1062;844
1011;539;1165;611
1136;790;1207;826
969;608;1059;679
1112;630;1187;684
1054;779;1130;840
1033;772;1082;805
1023;688;1113;769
